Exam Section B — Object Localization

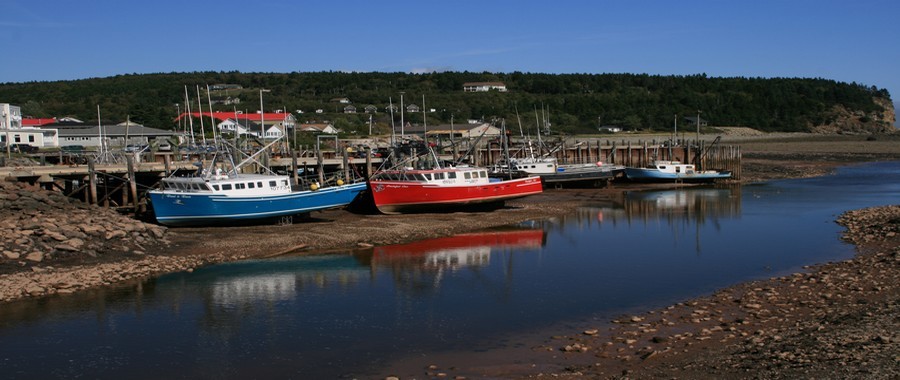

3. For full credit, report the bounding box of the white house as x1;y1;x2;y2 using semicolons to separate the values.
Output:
462;82;508;92
217;118;262;137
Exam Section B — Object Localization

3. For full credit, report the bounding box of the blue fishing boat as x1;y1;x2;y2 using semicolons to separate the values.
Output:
148;141;365;226
624;160;731;182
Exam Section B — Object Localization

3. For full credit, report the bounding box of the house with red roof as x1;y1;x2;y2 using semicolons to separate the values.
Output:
21;117;57;127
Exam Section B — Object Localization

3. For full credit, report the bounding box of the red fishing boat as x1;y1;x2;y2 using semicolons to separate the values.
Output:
368;165;543;214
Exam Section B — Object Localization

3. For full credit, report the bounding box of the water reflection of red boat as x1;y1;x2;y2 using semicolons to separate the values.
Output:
372;229;546;267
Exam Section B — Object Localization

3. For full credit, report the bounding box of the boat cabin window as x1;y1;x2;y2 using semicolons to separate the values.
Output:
222;184;233;190
212;185;220;191
448;172;457;179
269;181;277;187
257;182;263;188
248;182;255;189
479;171;487;178
422;173;432;181
434;172;444;180
236;183;246;190
464;172;471;179
281;180;289;187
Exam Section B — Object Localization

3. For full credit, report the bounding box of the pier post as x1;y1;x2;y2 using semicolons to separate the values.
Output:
88;159;97;205
365;148;372;178
317;149;325;185
126;154;139;212
342;147;350;183
291;151;299;185
163;154;171;176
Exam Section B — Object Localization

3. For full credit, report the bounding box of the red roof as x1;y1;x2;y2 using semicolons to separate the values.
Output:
21;118;57;126
176;112;291;122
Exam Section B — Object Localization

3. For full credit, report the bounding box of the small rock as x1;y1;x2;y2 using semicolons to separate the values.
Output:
25;251;44;262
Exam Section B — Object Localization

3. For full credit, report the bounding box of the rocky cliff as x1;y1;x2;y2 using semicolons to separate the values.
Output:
811;97;897;134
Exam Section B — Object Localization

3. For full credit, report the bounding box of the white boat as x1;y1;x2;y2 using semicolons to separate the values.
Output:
624;160;731;182
493;156;624;187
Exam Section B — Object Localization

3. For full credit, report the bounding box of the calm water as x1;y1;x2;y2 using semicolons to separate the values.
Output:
1;162;898;379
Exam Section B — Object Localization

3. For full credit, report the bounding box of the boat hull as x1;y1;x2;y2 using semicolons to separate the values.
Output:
624;167;731;182
368;176;543;214
540;164;624;187
148;182;366;226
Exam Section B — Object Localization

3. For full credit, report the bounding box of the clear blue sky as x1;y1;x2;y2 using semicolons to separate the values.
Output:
2;0;899;102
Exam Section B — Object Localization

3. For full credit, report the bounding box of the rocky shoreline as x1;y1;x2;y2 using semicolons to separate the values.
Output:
522;205;899;379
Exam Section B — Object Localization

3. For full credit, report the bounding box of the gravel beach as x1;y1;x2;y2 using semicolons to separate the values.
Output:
1;132;898;379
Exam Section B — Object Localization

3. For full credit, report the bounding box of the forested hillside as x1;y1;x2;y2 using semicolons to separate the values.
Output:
0;71;894;135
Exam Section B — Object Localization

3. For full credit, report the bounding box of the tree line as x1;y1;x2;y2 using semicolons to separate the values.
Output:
0;71;891;135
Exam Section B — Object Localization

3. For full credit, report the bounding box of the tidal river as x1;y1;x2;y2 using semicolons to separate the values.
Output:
1;162;898;379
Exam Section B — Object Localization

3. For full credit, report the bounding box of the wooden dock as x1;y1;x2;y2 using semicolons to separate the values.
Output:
1;139;740;212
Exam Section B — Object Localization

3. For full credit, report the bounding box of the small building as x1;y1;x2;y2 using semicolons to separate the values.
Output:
343;105;357;114
298;123;339;134
406;104;420;113
683;116;708;128
463;82;508;92
330;97;351;104
217;118;262;137
56;124;176;148
364;105;378;114
397;122;499;140
0;126;58;148
598;125;622;133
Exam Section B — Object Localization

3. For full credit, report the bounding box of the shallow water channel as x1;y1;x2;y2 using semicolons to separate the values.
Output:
1;162;898;379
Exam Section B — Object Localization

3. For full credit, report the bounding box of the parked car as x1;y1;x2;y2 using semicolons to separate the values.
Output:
10;144;39;154
158;142;172;151
124;144;148;153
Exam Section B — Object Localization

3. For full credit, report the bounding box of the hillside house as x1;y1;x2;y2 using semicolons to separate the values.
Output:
463;82;508;92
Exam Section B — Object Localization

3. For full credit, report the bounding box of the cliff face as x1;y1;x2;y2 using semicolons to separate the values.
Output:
811;97;897;134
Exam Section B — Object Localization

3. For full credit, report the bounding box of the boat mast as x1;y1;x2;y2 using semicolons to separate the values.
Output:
388;97;396;146
196;85;206;146
501;119;512;179
206;84;217;146
534;106;544;157
184;86;195;145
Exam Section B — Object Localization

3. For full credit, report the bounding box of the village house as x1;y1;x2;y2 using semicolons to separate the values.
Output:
462;82;508;92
